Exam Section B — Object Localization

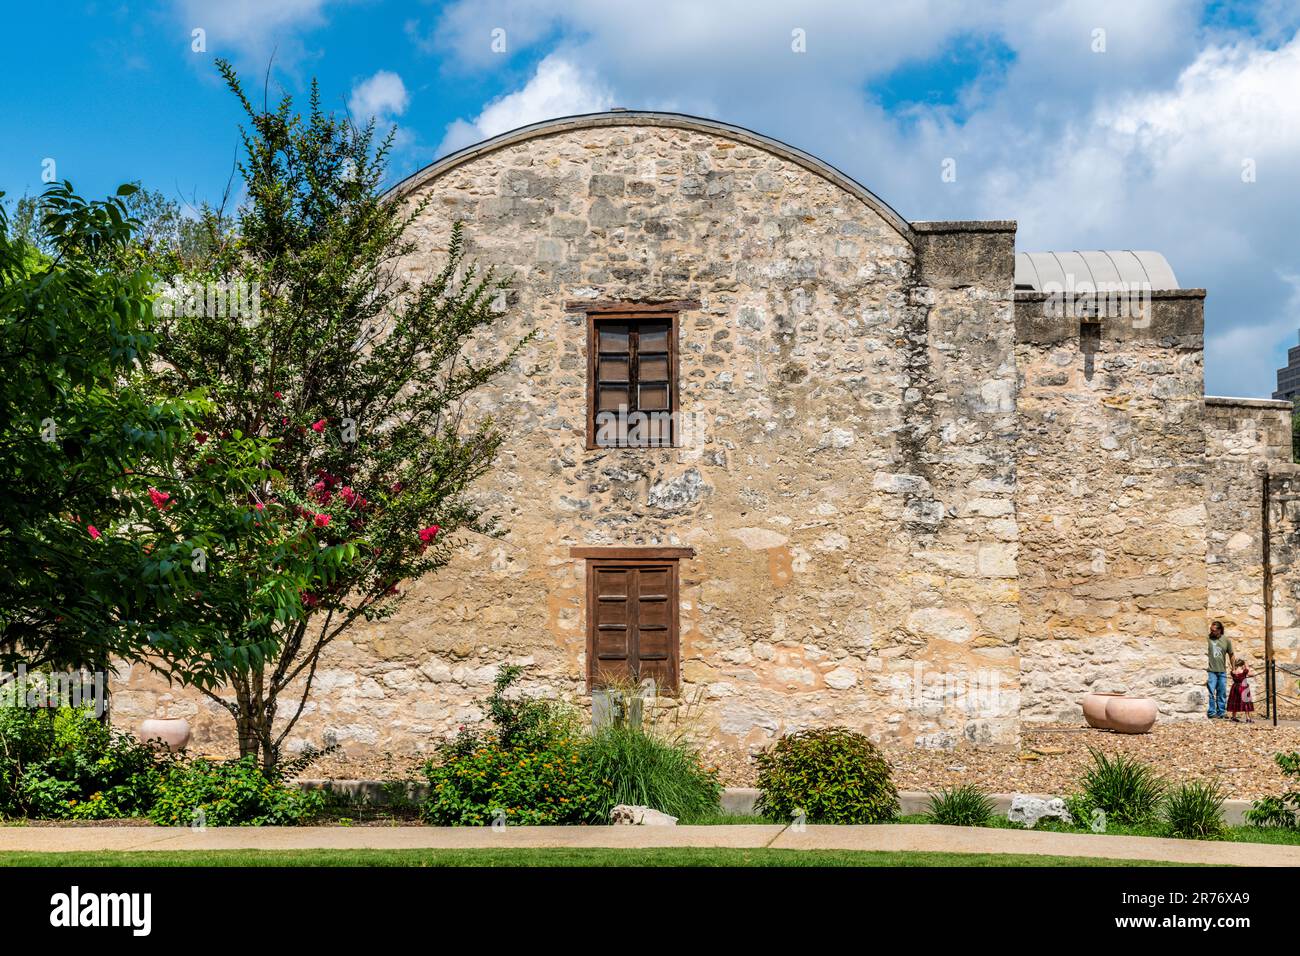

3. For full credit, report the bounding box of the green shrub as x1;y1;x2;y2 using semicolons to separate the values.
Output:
924;784;995;827
149;756;324;826
1063;792;1104;831
1245;795;1296;828
421;738;607;826
582;724;721;822
1080;748;1166;825
1162;780;1227;840
0;706;168;820
442;665;582;758
1246;751;1300;828
754;727;898;824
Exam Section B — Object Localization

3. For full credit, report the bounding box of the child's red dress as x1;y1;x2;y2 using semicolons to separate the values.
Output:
1227;666;1253;715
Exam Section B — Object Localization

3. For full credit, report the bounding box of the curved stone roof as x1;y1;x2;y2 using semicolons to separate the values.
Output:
385;110;918;245
1015;250;1180;292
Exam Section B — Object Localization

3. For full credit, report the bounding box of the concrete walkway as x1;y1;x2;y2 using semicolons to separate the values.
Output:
2;824;1297;865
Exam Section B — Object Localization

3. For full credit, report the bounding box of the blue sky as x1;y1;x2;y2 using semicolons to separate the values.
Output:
5;0;1299;396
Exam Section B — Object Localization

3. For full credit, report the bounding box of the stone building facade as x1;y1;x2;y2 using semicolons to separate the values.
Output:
113;112;1300;757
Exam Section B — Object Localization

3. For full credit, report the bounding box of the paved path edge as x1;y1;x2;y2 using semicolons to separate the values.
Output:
0;823;1294;865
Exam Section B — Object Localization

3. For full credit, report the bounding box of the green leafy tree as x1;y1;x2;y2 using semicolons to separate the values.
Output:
0;182;295;683
146;61;526;771
121;182;236;273
2;195;45;252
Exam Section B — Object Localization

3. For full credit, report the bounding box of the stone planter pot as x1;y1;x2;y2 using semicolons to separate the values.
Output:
1081;692;1122;729
1104;696;1158;734
140;717;191;752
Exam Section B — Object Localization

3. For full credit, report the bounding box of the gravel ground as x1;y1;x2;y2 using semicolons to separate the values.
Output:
304;720;1300;801
879;720;1300;801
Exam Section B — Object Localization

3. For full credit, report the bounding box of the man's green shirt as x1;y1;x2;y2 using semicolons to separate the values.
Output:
1207;636;1234;673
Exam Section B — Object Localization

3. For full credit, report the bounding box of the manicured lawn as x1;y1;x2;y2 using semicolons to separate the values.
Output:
895;813;1300;846
679;812;776;825
0;847;1186;867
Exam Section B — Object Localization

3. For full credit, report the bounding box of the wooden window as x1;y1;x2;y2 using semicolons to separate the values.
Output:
576;548;692;692
585;310;680;448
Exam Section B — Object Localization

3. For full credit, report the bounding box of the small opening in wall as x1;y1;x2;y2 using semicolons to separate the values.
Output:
1079;320;1102;352
1080;320;1101;381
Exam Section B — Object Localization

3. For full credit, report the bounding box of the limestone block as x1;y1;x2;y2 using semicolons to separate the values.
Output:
611;805;678;826
1007;796;1073;828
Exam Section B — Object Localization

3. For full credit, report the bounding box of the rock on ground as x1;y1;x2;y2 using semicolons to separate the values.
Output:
610;805;678;826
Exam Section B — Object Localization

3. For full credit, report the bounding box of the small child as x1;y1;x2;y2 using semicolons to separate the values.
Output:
1227;657;1254;723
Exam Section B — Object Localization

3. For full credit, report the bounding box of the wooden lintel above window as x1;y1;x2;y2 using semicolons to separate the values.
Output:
565;299;700;314
569;546;696;560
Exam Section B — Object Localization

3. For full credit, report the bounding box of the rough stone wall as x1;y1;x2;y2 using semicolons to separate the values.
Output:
110;119;1291;756
1014;291;1209;722
1203;397;1292;671
1266;467;1300;715
113;122;1022;758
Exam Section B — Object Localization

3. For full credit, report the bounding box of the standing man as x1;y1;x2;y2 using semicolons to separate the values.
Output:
1207;621;1236;719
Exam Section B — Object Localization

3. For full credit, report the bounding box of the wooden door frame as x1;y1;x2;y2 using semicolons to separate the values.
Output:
580;552;690;693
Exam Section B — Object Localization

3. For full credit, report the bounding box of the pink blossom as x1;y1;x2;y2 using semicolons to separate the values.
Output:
302;592;319;608
314;513;331;528
87;524;101;540
148;487;171;510
254;502;265;511
274;391;284;400
311;419;326;433
418;525;441;544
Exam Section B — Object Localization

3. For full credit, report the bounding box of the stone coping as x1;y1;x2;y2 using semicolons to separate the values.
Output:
1205;395;1294;410
912;220;1018;233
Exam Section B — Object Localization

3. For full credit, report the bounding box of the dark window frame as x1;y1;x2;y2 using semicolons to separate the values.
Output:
581;304;693;450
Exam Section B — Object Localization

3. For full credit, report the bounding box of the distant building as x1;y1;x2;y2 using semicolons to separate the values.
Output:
1274;334;1300;403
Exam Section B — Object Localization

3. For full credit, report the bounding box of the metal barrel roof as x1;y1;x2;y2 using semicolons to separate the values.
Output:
1014;250;1179;291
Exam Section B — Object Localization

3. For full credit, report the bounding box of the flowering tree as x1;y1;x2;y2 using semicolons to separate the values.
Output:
145;62;525;771
0;183;290;688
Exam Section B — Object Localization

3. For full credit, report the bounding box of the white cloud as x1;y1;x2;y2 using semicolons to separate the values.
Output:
969;34;1300;395
349;70;410;121
172;0;334;67
422;1;1300;395
437;54;615;155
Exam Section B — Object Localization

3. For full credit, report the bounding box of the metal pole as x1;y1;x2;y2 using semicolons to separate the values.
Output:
1262;467;1276;722
1272;660;1279;727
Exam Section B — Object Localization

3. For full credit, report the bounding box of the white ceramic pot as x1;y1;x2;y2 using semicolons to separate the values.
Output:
140;717;191;752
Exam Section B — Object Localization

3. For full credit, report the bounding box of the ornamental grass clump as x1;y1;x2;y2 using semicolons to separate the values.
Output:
1162;780;1227;840
582;724;721;823
1079;747;1166;826
924;784;996;827
754;727;899;824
